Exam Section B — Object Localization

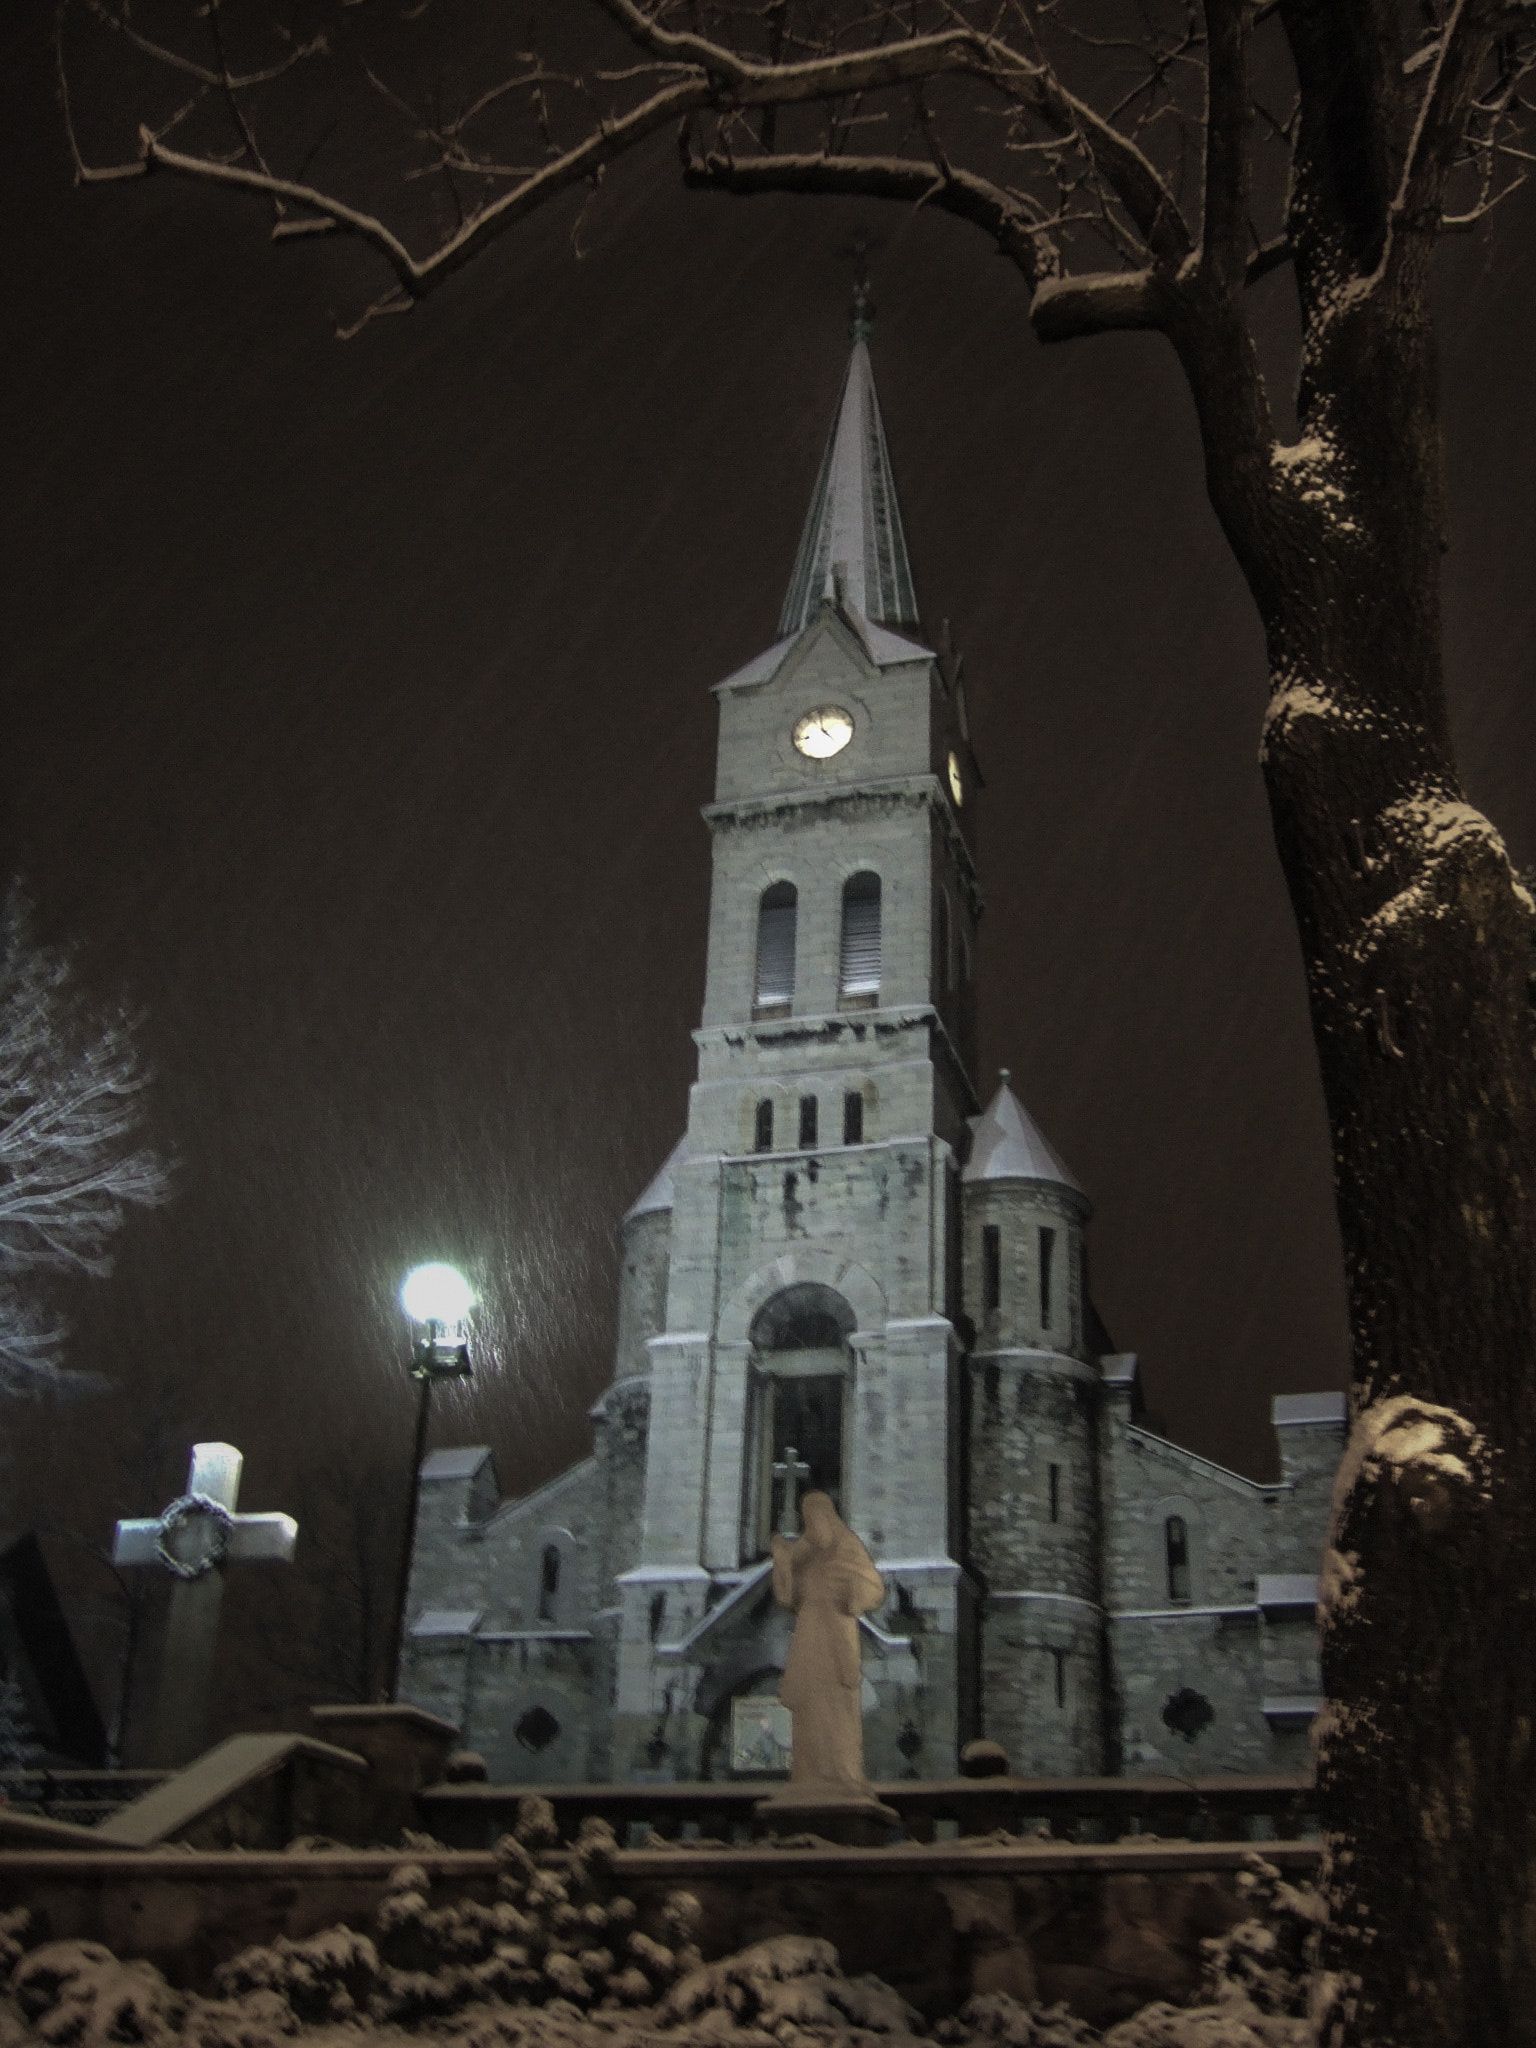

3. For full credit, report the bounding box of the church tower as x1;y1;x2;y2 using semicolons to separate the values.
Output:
607;303;983;1780
397;299;1344;1792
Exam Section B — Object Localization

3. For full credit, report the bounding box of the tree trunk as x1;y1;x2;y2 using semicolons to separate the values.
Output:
1198;253;1536;2043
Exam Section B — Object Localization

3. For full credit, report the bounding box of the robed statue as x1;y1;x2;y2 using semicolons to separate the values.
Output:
770;1490;885;1788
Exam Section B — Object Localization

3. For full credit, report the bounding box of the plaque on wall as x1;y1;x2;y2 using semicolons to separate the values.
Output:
730;1697;793;1776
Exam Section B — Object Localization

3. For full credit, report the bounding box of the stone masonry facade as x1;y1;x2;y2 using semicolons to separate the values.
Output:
399;328;1344;1787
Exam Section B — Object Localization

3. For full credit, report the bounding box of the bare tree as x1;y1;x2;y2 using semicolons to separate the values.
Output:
57;4;1536;2041
0;885;170;1393
232;1447;400;1717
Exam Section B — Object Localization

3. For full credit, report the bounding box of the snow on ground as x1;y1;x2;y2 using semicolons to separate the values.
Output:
0;1806;1321;2048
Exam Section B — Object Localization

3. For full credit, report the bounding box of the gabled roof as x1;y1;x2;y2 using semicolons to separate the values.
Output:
963;1073;1085;1194
778;337;921;638
624;1136;686;1222
713;606;931;696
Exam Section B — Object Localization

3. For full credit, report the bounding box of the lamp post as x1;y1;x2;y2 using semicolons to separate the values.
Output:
386;1262;474;1700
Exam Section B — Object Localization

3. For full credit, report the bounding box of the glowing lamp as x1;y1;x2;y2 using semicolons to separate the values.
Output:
400;1262;474;1329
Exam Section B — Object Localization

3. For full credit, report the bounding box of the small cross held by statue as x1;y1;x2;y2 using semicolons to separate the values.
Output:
772;1444;813;1536
113;1442;297;1766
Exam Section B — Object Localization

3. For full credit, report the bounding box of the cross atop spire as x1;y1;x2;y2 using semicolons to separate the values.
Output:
777;313;920;639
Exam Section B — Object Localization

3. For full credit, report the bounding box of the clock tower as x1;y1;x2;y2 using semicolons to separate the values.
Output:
399;304;1346;1792
609;306;983;1779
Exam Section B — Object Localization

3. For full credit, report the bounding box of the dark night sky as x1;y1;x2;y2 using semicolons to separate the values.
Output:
3;5;1534;1731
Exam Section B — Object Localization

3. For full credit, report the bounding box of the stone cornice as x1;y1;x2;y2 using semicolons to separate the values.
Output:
702;774;981;913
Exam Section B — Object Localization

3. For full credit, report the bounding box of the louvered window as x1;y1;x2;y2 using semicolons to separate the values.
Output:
754;883;797;1014
839;872;882;1001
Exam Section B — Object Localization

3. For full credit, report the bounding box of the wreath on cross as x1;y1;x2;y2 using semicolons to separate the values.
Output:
154;1493;234;1580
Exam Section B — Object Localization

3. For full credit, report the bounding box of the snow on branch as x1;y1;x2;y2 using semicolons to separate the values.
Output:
0;886;171;1396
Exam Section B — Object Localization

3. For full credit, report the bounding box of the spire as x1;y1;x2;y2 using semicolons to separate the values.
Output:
777;312;920;639
963;1073;1086;1195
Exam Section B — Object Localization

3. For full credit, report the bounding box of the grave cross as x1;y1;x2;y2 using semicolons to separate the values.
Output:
113;1442;297;1766
772;1444;813;1538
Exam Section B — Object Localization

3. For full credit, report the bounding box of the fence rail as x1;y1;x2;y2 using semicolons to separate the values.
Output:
419;1772;1319;1848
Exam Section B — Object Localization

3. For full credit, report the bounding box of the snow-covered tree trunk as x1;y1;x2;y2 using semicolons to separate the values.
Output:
1179;119;1536;2044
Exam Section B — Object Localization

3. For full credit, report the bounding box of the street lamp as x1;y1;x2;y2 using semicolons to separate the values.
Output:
386;1262;474;1699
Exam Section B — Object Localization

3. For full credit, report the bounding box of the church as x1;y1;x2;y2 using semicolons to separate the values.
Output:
400;306;1344;1787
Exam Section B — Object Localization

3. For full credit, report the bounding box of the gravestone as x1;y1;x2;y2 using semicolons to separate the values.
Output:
113;1442;296;1765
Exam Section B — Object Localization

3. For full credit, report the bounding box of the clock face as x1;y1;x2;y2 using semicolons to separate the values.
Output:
947;749;964;805
793;707;854;760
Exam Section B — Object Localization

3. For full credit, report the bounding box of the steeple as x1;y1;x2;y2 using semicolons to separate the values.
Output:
777;307;920;639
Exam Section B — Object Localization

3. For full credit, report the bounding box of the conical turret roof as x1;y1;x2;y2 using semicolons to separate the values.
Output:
624;1137;685;1223
777;337;920;638
963;1074;1085;1195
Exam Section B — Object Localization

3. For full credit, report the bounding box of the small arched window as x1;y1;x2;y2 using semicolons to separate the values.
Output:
538;1544;561;1623
754;883;797;1015
839;872;882;1003
1165;1516;1191;1604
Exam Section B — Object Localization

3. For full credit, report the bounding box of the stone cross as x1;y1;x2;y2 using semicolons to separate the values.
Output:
772;1444;813;1537
113;1442;297;1767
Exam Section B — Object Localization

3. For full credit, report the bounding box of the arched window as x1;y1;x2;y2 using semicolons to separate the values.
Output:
754;883;797;1015
1165;1516;1192;1604
538;1544;561;1623
838;872;881;1004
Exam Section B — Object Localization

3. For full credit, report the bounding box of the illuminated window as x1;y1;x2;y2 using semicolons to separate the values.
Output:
754;883;797;1014
839;872;881;1003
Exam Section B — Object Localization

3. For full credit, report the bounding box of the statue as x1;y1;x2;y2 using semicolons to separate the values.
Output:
758;1487;899;1840
771;1490;885;1786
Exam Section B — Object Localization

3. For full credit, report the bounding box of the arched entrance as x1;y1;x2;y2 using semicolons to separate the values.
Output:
746;1282;854;1553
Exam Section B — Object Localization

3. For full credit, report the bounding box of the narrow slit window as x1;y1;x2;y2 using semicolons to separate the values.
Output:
1166;1516;1192;1603
937;891;951;993
839;872;882;1002
1039;1225;1056;1330
1052;1648;1066;1709
538;1545;561;1623
799;1095;818;1149
842;1091;864;1145
1048;1462;1061;1524
982;1225;1001;1313
755;1099;774;1152
754;882;797;1014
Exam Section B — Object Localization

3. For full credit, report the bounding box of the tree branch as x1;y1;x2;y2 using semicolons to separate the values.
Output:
1200;0;1253;294
684;146;1062;287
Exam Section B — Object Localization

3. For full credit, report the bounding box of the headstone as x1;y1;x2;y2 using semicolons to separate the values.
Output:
113;1443;296;1766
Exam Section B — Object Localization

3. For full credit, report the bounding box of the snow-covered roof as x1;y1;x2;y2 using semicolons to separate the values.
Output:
420;1446;493;1481
410;1609;484;1638
1271;1391;1346;1427
963;1074;1084;1193
778;336;920;638
624;1136;686;1223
